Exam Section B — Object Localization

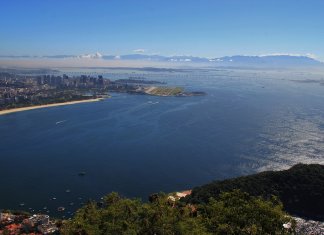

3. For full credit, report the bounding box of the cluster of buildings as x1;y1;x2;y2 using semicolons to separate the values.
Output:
0;72;110;110
0;71;169;111
0;212;58;234
35;74;107;88
0;70;187;110
294;217;324;235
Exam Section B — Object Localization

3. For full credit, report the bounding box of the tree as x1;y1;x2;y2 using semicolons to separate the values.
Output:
200;190;294;235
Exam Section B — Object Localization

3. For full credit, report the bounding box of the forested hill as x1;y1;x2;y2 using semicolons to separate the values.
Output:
186;164;324;220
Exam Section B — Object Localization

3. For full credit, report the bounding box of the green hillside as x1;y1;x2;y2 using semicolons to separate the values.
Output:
186;164;324;220
62;191;293;235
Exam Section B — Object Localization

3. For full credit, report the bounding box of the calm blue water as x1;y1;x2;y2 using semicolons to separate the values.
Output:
1;68;324;217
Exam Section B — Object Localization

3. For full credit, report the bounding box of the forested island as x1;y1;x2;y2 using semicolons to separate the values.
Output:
1;164;323;234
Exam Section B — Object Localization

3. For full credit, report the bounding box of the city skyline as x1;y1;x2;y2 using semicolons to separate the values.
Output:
1;0;324;60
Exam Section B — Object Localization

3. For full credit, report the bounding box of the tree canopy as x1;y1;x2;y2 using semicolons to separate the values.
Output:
61;190;293;235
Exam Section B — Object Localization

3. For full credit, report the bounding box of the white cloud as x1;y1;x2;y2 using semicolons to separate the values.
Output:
133;49;146;53
259;53;318;59
78;52;103;59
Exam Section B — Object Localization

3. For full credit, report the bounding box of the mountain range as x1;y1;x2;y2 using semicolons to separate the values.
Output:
1;53;323;67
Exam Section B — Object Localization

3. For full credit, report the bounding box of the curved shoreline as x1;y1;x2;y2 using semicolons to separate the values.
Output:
0;98;104;116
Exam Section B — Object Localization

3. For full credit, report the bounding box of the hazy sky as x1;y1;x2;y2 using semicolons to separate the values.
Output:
1;0;324;59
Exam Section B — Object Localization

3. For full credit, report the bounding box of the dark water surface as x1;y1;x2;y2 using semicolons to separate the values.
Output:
1;68;324;217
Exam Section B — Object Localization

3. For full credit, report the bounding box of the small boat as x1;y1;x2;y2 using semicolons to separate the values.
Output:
57;207;65;212
56;120;66;125
52;197;57;200
19;203;25;207
65;189;71;193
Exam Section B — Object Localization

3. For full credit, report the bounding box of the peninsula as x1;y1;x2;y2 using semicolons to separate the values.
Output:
0;71;206;115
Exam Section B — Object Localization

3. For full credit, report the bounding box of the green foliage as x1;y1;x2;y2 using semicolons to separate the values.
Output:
187;164;324;220
138;193;208;235
100;193;143;234
200;190;292;234
62;191;293;235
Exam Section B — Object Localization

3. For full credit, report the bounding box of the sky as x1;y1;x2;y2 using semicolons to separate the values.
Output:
1;0;324;60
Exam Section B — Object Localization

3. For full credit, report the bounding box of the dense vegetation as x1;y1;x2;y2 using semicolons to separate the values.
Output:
62;190;293;235
186;164;324;220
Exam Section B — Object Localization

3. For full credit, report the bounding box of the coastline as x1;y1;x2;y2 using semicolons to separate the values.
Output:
0;98;104;116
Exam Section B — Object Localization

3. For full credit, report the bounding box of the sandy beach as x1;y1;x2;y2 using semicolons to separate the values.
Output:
0;98;104;116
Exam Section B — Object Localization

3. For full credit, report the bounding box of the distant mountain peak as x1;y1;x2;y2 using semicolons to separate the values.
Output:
214;54;322;66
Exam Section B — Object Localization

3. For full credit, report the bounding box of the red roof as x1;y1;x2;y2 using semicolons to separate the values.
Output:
5;223;22;230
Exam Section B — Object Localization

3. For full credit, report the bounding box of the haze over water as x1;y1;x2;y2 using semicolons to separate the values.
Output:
1;68;324;217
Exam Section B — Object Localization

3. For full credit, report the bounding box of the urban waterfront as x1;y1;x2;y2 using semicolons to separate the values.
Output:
1;68;324;218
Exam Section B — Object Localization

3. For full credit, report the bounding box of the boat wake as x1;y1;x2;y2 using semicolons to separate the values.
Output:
147;101;159;105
